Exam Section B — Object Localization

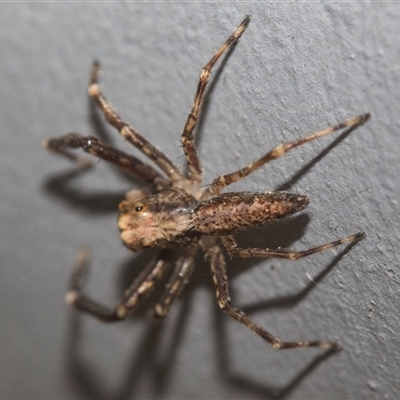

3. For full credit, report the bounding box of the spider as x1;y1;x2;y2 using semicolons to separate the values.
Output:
44;15;370;351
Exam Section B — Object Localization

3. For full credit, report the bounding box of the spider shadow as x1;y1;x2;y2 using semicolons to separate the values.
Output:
213;239;360;399
66;307;195;400
43;167;125;214
65;310;167;400
65;246;196;399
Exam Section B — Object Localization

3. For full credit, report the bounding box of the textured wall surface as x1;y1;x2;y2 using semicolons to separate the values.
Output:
1;3;399;399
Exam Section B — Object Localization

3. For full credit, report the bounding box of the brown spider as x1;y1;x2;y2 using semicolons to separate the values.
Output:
44;15;370;350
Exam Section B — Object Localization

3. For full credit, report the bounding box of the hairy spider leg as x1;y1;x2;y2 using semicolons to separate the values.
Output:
181;15;251;184
43;133;168;189
88;62;183;183
203;113;371;198
66;248;174;321
222;232;365;259
208;244;341;350
153;251;197;318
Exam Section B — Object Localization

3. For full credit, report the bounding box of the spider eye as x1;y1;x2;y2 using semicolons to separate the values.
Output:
135;205;143;212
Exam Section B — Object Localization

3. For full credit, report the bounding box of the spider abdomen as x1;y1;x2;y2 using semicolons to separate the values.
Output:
193;192;309;235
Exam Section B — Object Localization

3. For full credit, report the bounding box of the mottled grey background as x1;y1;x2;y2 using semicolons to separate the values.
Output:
1;3;399;400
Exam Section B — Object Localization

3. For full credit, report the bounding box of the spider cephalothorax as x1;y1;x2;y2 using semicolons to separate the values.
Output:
118;188;199;250
45;15;369;350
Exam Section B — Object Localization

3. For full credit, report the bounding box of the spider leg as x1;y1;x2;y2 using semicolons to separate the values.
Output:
44;133;168;189
181;15;251;184
66;248;173;321
208;244;341;350
222;232;365;259
203;113;370;197
153;252;196;318
88;62;183;183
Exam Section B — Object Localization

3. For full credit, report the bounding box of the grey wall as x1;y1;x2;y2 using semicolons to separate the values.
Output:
1;3;399;399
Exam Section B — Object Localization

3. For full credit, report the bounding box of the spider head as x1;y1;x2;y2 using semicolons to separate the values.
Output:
118;189;196;251
118;190;163;250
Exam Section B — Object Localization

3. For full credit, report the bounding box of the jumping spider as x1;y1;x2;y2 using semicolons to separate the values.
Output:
44;15;370;350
